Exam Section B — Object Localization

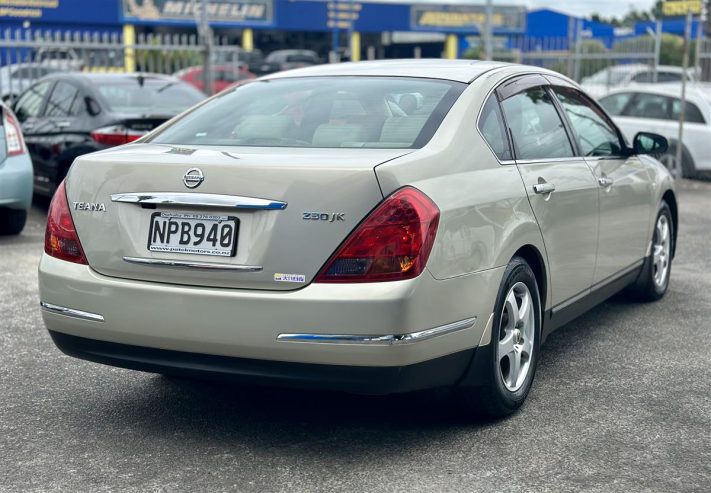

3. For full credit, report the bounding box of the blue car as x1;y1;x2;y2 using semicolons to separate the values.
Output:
0;101;32;235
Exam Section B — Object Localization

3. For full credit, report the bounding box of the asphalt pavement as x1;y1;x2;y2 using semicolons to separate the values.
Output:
1;180;710;492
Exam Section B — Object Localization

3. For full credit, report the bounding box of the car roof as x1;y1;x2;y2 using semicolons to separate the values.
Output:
40;72;178;84
262;59;514;83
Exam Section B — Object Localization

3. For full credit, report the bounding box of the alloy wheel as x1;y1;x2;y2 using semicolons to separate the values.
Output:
653;214;671;288
497;281;536;392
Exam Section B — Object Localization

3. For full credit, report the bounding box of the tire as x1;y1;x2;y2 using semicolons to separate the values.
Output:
660;143;696;179
457;256;542;418
0;208;27;235
625;201;673;302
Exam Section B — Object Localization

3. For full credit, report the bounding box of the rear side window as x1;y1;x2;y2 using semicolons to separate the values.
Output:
671;99;706;124
553;87;624;157
624;94;672;120
500;86;574;160
149;77;465;149
13;81;51;121
599;93;634;115
478;96;512;160
45;82;79;117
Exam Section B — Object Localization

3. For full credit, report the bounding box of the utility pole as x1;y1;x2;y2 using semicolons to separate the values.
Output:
484;0;493;60
198;0;213;95
675;9;693;179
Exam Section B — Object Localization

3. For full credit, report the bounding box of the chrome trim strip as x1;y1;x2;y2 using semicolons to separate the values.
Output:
123;256;263;272
276;317;477;346
111;192;287;210
40;302;105;322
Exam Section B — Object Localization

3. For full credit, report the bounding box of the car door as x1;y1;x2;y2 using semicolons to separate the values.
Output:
551;85;653;284
498;76;599;307
13;80;54;195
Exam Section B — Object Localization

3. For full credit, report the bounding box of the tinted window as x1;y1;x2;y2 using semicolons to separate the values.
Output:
599;93;633;116
671;99;706;124
13;81;51;121
96;78;204;114
553;87;624;157
625;94;671;120
478;95;512;160
500;86;574;160
657;72;683;83
150;77;464;149
45;82;79;117
631;71;655;83
11;66;53;79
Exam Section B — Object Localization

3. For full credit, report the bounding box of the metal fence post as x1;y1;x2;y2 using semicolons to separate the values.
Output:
675;10;693;180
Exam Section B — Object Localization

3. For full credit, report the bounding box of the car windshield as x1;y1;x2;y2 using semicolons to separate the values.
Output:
96;78;205;114
148;77;464;149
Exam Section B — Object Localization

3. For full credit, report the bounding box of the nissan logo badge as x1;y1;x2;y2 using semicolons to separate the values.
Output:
183;168;204;189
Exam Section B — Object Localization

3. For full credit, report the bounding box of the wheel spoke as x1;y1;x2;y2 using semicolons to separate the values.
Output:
499;331;516;361
509;349;522;388
517;291;530;326
505;290;521;326
522;337;533;358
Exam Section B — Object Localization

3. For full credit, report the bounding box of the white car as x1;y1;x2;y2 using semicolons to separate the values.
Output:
599;85;711;178
581;64;696;99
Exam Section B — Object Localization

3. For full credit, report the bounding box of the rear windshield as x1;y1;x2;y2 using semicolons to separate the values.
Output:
148;77;465;149
96;79;205;114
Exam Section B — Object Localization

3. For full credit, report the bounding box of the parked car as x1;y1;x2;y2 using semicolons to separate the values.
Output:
581;64;696;98
599;85;711;178
34;47;84;71
13;72;205;198
39;60;676;419
0;63;63;103
212;48;279;75
0;101;32;235
174;64;255;94
264;49;321;71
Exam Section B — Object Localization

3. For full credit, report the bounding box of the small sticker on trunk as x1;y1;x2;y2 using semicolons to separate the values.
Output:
274;273;306;283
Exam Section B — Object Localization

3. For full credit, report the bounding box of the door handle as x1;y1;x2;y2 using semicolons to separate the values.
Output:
598;176;614;187
533;183;556;194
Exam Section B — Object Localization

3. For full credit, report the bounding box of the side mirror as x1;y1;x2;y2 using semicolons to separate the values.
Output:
633;132;668;155
84;97;101;116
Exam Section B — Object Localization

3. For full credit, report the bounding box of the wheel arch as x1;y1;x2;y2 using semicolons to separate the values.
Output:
512;244;548;315
662;189;678;259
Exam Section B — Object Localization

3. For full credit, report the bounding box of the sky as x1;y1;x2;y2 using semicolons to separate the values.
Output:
520;0;657;18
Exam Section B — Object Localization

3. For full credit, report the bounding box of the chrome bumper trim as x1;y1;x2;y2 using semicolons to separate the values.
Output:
123;256;263;272
40;302;105;323
110;192;287;211
276;317;477;346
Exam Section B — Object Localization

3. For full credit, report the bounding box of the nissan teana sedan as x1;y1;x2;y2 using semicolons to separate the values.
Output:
39;60;676;418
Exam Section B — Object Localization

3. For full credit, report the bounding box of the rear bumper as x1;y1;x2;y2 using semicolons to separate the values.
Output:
39;253;503;379
0;154;33;210
49;330;475;394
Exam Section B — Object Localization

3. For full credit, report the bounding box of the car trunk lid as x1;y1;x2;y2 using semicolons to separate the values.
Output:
66;143;409;290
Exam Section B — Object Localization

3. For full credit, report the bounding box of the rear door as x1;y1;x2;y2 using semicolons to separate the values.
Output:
498;77;599;307
550;85;653;284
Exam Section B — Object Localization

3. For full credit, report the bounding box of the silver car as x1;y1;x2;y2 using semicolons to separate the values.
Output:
38;60;676;418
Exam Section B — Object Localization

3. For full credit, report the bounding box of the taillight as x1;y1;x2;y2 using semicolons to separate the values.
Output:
45;181;87;264
3;109;26;157
315;187;439;283
91;125;146;146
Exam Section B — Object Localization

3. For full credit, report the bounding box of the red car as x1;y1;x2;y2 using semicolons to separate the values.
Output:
175;64;255;94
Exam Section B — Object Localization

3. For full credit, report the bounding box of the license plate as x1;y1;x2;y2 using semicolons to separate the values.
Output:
147;212;238;257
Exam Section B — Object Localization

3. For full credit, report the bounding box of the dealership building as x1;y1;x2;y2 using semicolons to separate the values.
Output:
0;0;704;61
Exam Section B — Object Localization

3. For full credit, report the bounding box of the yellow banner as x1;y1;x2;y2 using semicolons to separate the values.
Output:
662;0;702;16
